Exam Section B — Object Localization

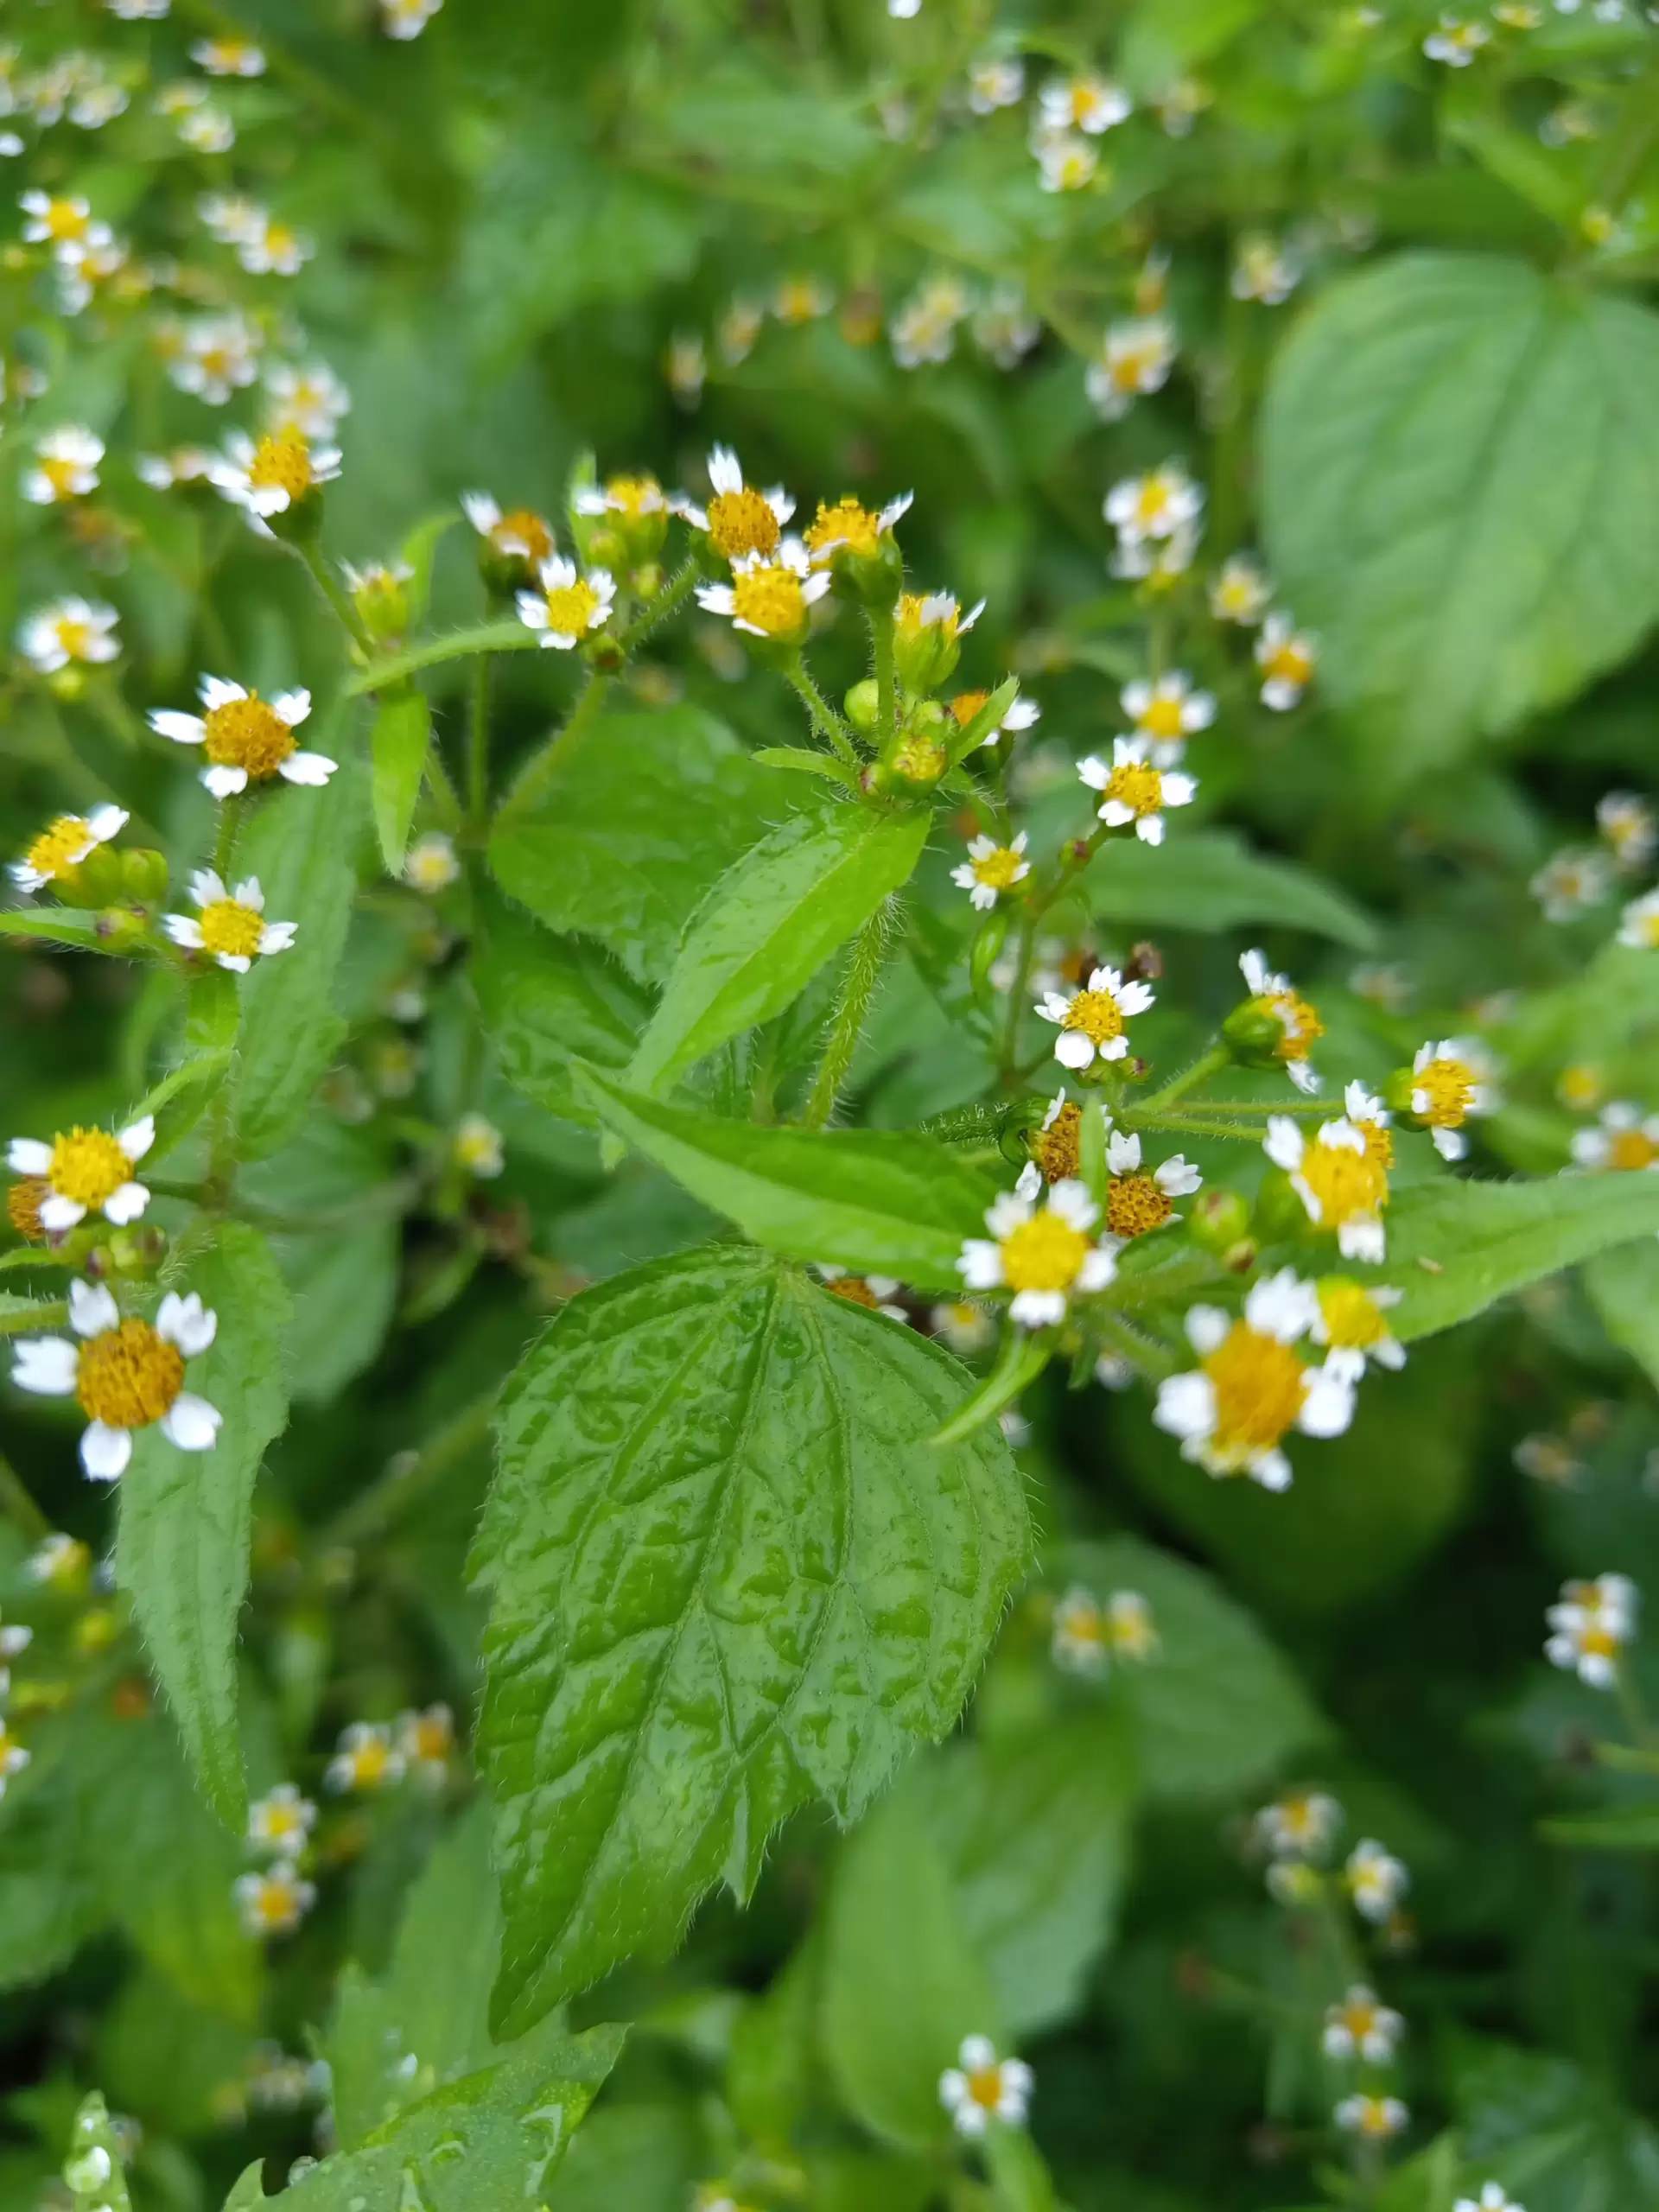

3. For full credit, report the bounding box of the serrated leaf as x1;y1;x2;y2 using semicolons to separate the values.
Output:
1262;254;1659;772
232;738;370;1160
117;1224;292;1827
472;1247;1028;2034
486;706;776;985
472;889;650;1127
627;805;928;1095
575;1065;999;1291
1086;830;1376;950
370;687;430;873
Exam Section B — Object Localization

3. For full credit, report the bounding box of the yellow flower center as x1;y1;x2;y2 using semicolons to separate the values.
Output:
1608;1128;1659;1173
1298;1140;1387;1228
950;690;990;728
1339;1999;1378;2038
1062;988;1125;1047
7;1178;48;1242
605;474;660;518
827;1275;883;1310
1107;1173;1173;1239
410;1714;451;1760
491;509;554;563
804;496;880;559
1034;1103;1082;1182
76;1318;185;1430
1318;1281;1388;1350
198;898;265;961
897;593;957;642
1136;696;1186;739
730;564;806;638
1352;2100;1393;2138
1000;1212;1091;1294
1133;483;1173;530
1358;1120;1394;1171
966;2065;1007;2112
254;1877;301;1929
246;432;314;502
1202;1324;1308;1467
1109;345;1161;391
1278;1796;1319;1839
972;846;1026;892
892;734;948;784
39;457;86;500
1264;639;1313;686
1414;1058;1475;1127
43;200;89;242
542;580;601;637
263;1803;306;1843
1105;761;1166;816
264;224;299;260
1579;1622;1620;1659
1058;1599;1108;1648
54;618;96;661
1255;990;1323;1063
352;1738;392;1787
24;816;94;882
203;695;296;779
48;1128;130;1209
1216;580;1255;617
706;486;779;562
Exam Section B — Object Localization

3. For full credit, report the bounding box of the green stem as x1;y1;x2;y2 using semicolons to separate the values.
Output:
294;538;371;652
467;653;492;827
785;654;858;765
499;672;613;822
0;1452;50;1541
871;607;898;747
1134;1043;1230;1119
0;1300;66;1337
615;556;701;652
1093;1307;1178;1381
996;915;1038;1086
803;902;895;1128
212;794;241;880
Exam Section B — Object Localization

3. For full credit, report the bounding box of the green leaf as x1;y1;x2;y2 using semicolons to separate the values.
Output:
397;508;458;628
486;706;775;985
472;1247;1028;2034
117;1224;292;1827
752;747;863;791
232;738;370;1160
1539;1803;1659;1850
1119;0;1264;94
1376;1172;1659;1342
575;1065;1001;1292
1583;1239;1659;1393
1086;830;1377;950
628;805;928;1095
344;620;535;696
1262;254;1659;773
472;889;651;1127
821;1781;998;2151
0;908;114;951
277;1218;399;1406
217;2024;626;2210
370;687;431;874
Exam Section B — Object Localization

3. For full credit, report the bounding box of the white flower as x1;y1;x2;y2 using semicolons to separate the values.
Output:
949;688;1039;748
673;445;796;560
665;330;706;406
175;100;234;152
930;1300;995;1355
696;540;830;641
1595;791;1656;874
461;491;556;566
108;0;170;15
19;190;111;264
1263;1116;1389;1262
10;1278;219;1482
1105;463;1205;547
1424;16;1491;63
238;216;310;277
1085;317;1177;420
211;428;341;520
1052;1586;1158;1675
8;1116;153;1232
1103;1129;1203;1236
27;1533;90;1586
1239;948;1323;1094
951;831;1031;911
1113;524;1201;586
1618;886;1659;950
17;598;120;674
1254;1789;1342;1859
454;1113;505;1179
149;677;334;798
22;425;102;505
1571;1100;1659;1173
325;1720;405;1793
938;2036;1033;2137
137;445;215;490
235;1859;315;1938
1232;235;1301;305
1077;741;1194;848
890;272;974;365
404;834;461;893
1456;2186;1525;2212
382;0;443;34
1408;1039;1499;1160
1312;1279;1405;1382
516;555;616;649
169;314;262;405
264;361;351;440
1154;1271;1352;1491
1322;1986;1404;2063
1210;555;1271;625
397;1702;455;1778
1546;1573;1637;1687
1039;73;1131;134
817;1266;909;1324
1255;611;1317;709
1336;2094;1408;2139
1122;671;1215;743
803;492;912;566
163;871;297;973
957;1179;1119;1329
190;36;265;74
968;54;1025;111
972;283;1042;368
248;1783;318;1855
1345;1837;1408;1922
1037;964;1155;1070
1534;846;1613;923
1033;127;1098;194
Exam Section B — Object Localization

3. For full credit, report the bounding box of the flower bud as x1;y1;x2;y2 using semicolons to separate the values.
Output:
120;848;169;906
1188;1187;1251;1256
106;1223;167;1275
1253;1166;1307;1242
893;592;976;692
1222;999;1287;1065
844;678;880;734
349;563;412;644
93;905;151;953
55;845;125;910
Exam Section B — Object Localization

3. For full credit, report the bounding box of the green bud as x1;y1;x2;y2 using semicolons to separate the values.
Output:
844;678;880;734
893;597;969;692
588;632;626;675
1381;1065;1417;1118
1188;1186;1251;1256
1253;1166;1307;1242
350;564;412;644
106;1223;167;1275
1222;998;1287;1066
55;846;124;910
827;534;904;611
93;905;149;953
585;523;627;573
120;848;169;906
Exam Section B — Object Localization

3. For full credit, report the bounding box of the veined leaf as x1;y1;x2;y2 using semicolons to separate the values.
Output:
370;686;430;873
627;804;928;1095
1086;830;1376;950
117;1224;292;1827
472;1247;1028;2034
576;1064;999;1291
472;889;651;1127
1262;254;1659;772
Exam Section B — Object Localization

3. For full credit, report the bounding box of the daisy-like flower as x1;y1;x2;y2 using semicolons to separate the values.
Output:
28;1532;90;1586
238;217;309;277
1456;2186;1525;2212
1033;128;1098;194
1571;1100;1659;1173
1312;1278;1405;1382
1122;671;1216;745
1105;463;1205;550
1618;886;1659;949
1514;1433;1584;1487
1535;847;1613;923
1154;1271;1353;1490
1323;1986;1404;2063
1546;1573;1637;1687
170;314;261;404
972;283;1042;369
717;294;765;366
462;490;556;571
383;0;444;33
137;446;216;492
1231;235;1301;305
190;36;265;74
1255;1789;1342;1859
802;492;912;566
17;598;120;676
1039;73;1131;134
212;428;341;521
1345;1837;1408;1922
939;2037;1033;2138
0;1724;28;1800
235;1859;315;1938
1255;612;1317;709
517;554;616;649
957;1179;1118;1328
397;1702;454;1781
772;272;832;325
19;190;111;263
890;271;974;365
22;426;102;505
817;1266;909;1323
1085;317;1177;421
896;588;983;654
930;1300;995;1355
676;446;795;564
1238;949;1325;1093
1102;1128;1201;1239
1337;2094;1408;2139
1078;740;1195;847
8;1117;151;1234
1558;1063;1605;1112
247;1783;317;1855
175;99;234;153
109;0;171;15
1210;554;1271;625
1596;791;1656;874
1020;1093;1084;1189
11;1279;219;1482
1265;1116;1389;1262
151;677;333;798
453;1113;505;1179
574;472;668;525
949;688;1040;749
696;541;830;643
1037;965;1155;1071
1052;1585;1158;1675
952;830;1030;911
1113;525;1201;588
326;1719;405;1794
1408;1039;1499;1160
404;833;460;893
1424;15;1491;62
968;54;1026;111
162;871;296;974
264;361;351;441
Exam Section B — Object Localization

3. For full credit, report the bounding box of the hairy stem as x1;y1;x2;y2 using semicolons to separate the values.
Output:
803;901;896;1128
467;653;492;827
785;653;858;765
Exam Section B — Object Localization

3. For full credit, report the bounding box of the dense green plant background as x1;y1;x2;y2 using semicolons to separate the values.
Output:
7;3;1659;2210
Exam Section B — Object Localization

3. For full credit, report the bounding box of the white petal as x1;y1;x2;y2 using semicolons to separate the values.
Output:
1077;754;1109;791
1337;1217;1386;1263
149;709;207;746
1161;772;1196;806
70;1279;121;1335
86;804;129;841
957;1240;1004;1289
1047;1180;1099;1230
279;751;337;785
199;675;248;709
119;1116;155;1163
157;1292;217;1355
1263;1117;1303;1169
102;1181;149;1225
11;1338;79;1395
1107;1129;1141;1173
272;689;311;727
1077;1247;1117;1291
7;1140;52;1174
202;765;249;798
1298;1367;1355;1439
1054;1032;1095;1070
79;1422;132;1482
38;1194;86;1231
1014;1161;1042;1200
259;922;297;954
1185;1305;1230;1354
1100;799;1135;827
1154;1370;1215;1441
161;1393;221;1450
1010;1288;1067;1327
1431;1127;1465;1161
1135;814;1166;845
1249;1449;1294;1491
